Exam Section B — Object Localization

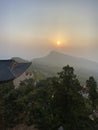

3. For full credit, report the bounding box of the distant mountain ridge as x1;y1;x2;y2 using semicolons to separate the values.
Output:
31;51;98;83
12;57;28;63
32;51;98;71
11;51;98;84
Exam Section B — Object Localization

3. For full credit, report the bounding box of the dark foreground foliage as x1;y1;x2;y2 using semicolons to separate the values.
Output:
0;65;98;130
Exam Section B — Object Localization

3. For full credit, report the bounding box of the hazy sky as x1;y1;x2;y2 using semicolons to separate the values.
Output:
0;0;98;61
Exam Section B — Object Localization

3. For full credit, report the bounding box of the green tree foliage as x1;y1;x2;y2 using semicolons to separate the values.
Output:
0;66;96;130
52;66;92;129
0;82;15;129
31;65;95;130
86;77;98;110
0;79;35;128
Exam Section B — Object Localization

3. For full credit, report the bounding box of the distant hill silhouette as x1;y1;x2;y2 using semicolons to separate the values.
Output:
12;57;28;63
12;51;98;84
31;51;98;83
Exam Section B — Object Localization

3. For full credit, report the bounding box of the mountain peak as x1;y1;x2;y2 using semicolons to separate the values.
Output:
48;50;73;59
48;50;64;56
50;50;58;54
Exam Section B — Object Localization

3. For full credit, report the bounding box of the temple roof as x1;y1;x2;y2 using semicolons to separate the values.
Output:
0;59;31;82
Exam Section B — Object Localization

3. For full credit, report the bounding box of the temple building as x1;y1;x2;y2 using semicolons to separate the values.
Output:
0;59;31;83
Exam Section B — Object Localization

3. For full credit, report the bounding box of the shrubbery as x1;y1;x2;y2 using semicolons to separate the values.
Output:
0;65;98;130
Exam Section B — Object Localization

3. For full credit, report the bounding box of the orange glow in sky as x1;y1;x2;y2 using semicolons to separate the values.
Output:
57;40;61;46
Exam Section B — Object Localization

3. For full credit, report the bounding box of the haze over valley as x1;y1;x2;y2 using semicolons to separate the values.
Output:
13;50;98;84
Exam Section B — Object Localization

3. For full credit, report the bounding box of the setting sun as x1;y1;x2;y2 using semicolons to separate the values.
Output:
57;40;61;46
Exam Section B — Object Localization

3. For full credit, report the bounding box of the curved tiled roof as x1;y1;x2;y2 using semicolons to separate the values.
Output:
0;59;31;82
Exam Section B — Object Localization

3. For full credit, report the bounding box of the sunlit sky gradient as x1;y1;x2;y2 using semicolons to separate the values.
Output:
0;0;98;61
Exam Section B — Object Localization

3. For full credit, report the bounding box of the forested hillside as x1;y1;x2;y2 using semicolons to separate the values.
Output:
0;65;98;130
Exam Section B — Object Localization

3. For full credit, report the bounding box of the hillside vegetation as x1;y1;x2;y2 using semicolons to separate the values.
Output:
13;51;98;84
30;51;98;83
0;65;98;130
